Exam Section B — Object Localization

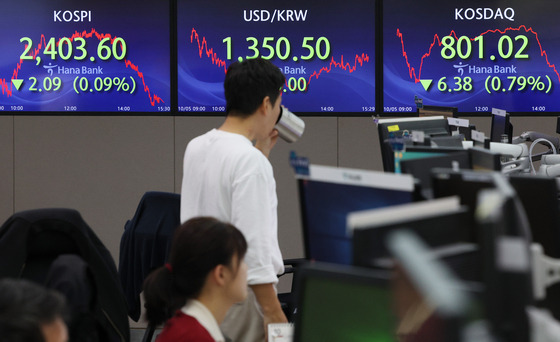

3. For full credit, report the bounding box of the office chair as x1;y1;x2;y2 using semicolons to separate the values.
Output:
277;257;308;321
118;191;181;322
0;208;130;342
118;191;181;342
119;191;301;340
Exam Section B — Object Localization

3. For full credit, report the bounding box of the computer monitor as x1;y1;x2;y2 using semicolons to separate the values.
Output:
509;174;560;319
292;263;395;342
458;124;477;142
377;117;451;171
469;147;502;171
292;239;480;342
400;147;499;199
431;169;497;243
509;175;560;257
349;197;480;282
401;146;465;160
401;150;470;198
387;230;475;342
475;176;533;342
429;135;465;148
432;169;533;239
297;164;415;265
377;116;451;143
384;144;465;175
418;105;458;118
490;110;513;144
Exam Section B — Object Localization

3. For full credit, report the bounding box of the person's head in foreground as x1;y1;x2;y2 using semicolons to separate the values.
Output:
143;217;248;341
0;278;68;342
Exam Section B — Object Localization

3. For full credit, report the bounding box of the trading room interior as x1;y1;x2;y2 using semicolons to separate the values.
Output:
2;0;560;341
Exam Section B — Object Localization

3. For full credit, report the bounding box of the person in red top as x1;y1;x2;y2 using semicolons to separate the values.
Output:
143;217;248;342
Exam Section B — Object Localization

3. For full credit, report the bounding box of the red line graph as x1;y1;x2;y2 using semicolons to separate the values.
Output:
190;28;228;73
397;25;560;84
189;28;370;86
307;53;370;85
0;79;9;96
1;28;164;106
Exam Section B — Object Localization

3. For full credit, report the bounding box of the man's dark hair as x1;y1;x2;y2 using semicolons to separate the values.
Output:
0;278;67;342
224;58;286;117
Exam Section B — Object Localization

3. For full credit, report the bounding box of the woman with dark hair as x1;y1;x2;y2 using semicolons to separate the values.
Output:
143;217;248;342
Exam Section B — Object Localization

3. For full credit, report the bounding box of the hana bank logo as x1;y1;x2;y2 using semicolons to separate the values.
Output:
454;62;469;76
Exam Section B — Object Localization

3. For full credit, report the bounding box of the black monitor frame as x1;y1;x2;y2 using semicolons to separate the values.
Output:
402;146;465;155
475;179;533;342
417;105;458;118
377;116;451;172
296;164;415;265
350;197;480;282
387;229;474;342
292;262;393;342
469;147;502;171
431;168;497;245
490;112;513;144
430;171;532;342
509;174;560;319
401;150;471;198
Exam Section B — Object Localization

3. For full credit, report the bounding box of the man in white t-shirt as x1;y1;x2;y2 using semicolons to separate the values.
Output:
181;58;288;341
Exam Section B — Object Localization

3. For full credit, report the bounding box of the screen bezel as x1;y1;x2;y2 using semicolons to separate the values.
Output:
4;0;559;116
0;0;175;115
296;164;415;264
292;262;393;342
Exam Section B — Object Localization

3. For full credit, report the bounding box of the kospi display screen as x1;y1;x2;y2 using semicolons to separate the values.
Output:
0;0;171;113
383;0;560;114
177;0;375;114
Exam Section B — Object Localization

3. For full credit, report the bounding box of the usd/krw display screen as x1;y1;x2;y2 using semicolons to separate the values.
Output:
177;0;375;114
383;0;560;114
0;0;171;113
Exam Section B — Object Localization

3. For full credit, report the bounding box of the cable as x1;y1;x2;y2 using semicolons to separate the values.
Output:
529;138;557;174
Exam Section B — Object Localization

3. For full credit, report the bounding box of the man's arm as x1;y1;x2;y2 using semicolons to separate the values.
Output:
250;283;288;336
